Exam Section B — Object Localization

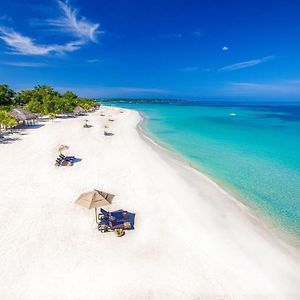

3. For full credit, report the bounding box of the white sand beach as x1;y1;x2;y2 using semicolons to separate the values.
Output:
0;106;300;300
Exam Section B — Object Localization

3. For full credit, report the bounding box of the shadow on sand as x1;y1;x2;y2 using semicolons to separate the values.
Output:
73;157;82;164
0;136;21;144
19;124;45;130
104;132;114;136
0;123;45;145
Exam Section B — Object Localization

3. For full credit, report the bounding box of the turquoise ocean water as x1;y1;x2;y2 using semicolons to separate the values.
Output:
104;101;300;242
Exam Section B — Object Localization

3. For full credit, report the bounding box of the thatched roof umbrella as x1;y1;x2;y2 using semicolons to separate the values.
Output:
9;107;37;122
75;189;114;223
73;106;85;116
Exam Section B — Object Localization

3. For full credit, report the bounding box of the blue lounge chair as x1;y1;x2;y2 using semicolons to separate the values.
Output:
98;208;135;235
55;155;74;166
100;208;109;217
98;217;110;232
59;153;75;161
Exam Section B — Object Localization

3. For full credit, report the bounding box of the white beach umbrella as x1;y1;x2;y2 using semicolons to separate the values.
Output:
75;190;114;223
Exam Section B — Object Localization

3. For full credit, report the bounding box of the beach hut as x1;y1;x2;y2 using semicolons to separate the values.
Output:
75;189;114;223
8;107;37;125
73;106;85;116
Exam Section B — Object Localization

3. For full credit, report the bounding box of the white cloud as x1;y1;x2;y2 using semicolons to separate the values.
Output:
0;1;100;56
218;55;275;72
159;33;182;39
118;87;168;93
56;86;170;97
0;61;47;67
225;79;300;96
202;68;211;72
0;27;82;55
48;0;101;42
193;31;204;37
182;66;199;72
0;15;13;22
86;58;100;63
222;46;229;51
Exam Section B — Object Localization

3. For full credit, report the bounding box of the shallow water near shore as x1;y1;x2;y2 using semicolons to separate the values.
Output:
104;101;300;241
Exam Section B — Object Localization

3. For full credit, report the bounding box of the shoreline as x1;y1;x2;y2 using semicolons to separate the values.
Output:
136;108;300;252
1;106;300;299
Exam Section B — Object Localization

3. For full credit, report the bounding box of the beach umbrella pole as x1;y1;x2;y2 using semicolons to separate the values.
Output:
95;207;98;224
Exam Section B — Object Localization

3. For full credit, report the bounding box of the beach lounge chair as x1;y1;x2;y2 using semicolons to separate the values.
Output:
104;131;114;136
55;158;62;166
59;154;75;162
98;217;110;232
61;160;73;166
100;208;131;221
100;207;109;217
55;154;74;166
110;210;127;220
55;159;73;167
98;208;135;236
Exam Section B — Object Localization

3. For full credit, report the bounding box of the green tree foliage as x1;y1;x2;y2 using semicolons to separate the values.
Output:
75;98;98;110
1;84;98;115
53;96;73;114
16;85;60;106
6;117;17;131
25;99;44;114
15;90;34;105
63;91;78;101
0;110;17;133
0;84;15;106
0;110;6;128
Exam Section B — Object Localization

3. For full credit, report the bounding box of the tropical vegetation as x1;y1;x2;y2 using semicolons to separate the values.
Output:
0;110;17;134
0;84;98;131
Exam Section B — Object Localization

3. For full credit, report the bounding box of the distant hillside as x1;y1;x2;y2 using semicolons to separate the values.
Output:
98;98;188;104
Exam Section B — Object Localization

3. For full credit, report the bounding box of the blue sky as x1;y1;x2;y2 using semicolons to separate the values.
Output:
0;0;300;99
